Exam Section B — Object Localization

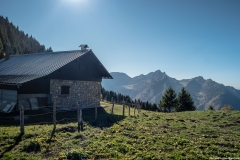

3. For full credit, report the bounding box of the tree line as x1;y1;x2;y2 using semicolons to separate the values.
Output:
101;87;158;111
101;87;196;112
102;86;234;112
0;16;52;59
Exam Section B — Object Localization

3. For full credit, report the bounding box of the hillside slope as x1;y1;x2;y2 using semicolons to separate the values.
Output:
1;103;240;159
0;16;52;58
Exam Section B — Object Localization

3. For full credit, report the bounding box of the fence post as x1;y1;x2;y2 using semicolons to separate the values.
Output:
95;105;97;120
77;103;83;132
80;104;83;131
122;97;124;116
20;104;24;134
111;97;114;115
77;103;80;132
128;103;131;116
138;103;141;113
53;97;56;130
134;103;136;117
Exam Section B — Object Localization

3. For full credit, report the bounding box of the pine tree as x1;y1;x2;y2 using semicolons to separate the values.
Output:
146;101;149;110
152;103;158;111
208;105;214;110
176;87;196;112
158;86;177;112
0;39;3;55
49;47;53;52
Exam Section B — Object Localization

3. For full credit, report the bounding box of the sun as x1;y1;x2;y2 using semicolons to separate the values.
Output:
66;0;86;3
59;0;89;12
62;0;88;6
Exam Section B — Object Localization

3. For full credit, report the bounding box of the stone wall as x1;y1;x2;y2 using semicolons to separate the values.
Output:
50;79;101;108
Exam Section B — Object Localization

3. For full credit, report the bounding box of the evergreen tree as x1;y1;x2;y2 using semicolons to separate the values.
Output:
142;102;146;110
176;87;196;112
208;105;214;110
46;47;53;52
152;103;158;111
146;101;149;110
0;39;3;55
158;86;177;112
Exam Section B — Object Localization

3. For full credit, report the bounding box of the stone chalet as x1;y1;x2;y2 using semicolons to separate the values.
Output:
0;44;112;112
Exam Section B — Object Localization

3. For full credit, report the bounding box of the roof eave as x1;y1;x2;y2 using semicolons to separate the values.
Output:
89;50;113;79
102;76;113;79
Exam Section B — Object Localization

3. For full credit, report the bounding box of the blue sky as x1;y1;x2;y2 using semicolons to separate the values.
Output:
1;0;240;89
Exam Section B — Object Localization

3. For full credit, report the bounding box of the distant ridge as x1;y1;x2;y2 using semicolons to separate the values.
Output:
102;70;240;110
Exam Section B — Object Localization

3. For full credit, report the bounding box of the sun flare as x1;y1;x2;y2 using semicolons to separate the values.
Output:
65;0;86;3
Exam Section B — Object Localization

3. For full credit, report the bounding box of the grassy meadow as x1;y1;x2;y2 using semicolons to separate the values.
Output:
0;102;240;159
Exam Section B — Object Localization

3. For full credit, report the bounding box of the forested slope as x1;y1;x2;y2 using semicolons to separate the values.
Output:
0;16;52;58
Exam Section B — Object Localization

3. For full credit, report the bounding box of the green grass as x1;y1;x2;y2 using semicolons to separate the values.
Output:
0;102;240;159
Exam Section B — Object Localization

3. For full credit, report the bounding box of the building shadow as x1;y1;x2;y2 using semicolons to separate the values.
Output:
56;107;125;128
0;107;126;128
0;106;127;157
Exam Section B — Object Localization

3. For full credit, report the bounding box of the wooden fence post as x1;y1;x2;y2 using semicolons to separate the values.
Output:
77;103;83;132
111;97;114;115
122;98;125;116
20;104;24;134
95;105;97;120
80;104;83;131
134;104;136;117
128;103;133;116
77;103;80;132
53;97;56;130
138;103;141;113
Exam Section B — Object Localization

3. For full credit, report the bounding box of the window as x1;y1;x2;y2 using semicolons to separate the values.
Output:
61;86;70;95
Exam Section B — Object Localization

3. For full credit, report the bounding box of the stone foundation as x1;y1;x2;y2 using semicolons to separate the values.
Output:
50;79;101;108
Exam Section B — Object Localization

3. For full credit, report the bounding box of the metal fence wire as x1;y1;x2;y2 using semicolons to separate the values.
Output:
0;97;141;134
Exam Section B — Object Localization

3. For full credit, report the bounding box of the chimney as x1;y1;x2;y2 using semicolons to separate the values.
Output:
4;44;10;60
79;44;89;51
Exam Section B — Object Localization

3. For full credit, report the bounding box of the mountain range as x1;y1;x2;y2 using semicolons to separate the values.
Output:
102;70;240;110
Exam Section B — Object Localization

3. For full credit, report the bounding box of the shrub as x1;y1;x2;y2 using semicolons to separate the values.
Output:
221;105;234;111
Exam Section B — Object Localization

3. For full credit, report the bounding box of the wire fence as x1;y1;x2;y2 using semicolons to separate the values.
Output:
0;97;142;134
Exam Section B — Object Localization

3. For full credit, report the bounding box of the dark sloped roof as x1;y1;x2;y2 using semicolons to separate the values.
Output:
0;49;112;84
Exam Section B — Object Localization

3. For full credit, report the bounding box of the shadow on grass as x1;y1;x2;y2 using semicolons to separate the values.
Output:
0;133;23;159
54;107;126;130
0;107;125;129
49;127;56;141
